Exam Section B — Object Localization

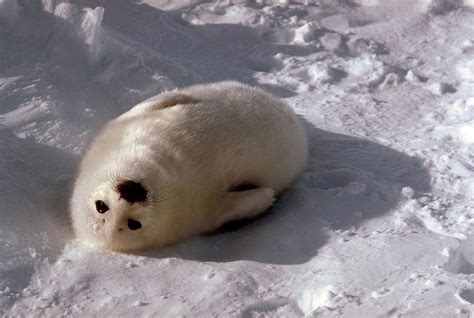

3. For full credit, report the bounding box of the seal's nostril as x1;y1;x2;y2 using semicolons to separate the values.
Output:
128;219;142;231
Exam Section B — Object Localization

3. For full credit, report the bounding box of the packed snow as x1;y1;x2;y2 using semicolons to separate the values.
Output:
1;0;473;316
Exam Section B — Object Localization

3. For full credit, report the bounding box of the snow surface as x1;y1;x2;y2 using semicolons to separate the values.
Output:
1;0;473;316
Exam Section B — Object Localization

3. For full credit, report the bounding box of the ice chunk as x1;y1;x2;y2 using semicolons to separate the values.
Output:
428;82;456;95
444;236;474;274
80;7;105;62
52;2;104;62
406;70;421;82
292;22;320;44
320;33;344;53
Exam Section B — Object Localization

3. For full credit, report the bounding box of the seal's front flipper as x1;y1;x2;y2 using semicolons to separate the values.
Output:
216;187;275;227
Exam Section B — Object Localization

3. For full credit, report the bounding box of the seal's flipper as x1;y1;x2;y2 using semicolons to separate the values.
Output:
217;187;275;227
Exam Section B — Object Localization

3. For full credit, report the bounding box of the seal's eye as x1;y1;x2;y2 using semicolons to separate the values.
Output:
95;200;109;214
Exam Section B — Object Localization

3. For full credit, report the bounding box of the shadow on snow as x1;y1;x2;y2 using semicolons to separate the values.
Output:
149;120;431;264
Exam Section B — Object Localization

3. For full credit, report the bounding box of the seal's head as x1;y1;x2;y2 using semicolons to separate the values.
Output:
96;180;147;229
71;172;185;252
86;179;153;250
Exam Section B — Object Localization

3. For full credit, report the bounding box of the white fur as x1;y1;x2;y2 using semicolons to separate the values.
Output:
70;81;308;252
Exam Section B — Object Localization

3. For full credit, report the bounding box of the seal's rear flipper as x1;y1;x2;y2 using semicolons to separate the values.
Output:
216;187;275;227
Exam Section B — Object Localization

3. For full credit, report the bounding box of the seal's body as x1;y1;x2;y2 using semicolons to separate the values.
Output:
70;82;308;252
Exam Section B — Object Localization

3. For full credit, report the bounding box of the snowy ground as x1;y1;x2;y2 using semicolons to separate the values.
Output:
1;0;473;316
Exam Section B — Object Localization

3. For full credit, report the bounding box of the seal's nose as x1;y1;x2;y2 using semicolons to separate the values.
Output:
127;218;142;231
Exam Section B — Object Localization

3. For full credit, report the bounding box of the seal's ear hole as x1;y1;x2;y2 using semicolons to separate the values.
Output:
116;180;147;203
95;200;109;214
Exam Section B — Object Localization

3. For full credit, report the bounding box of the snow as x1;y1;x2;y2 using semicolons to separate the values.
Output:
1;0;473;316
